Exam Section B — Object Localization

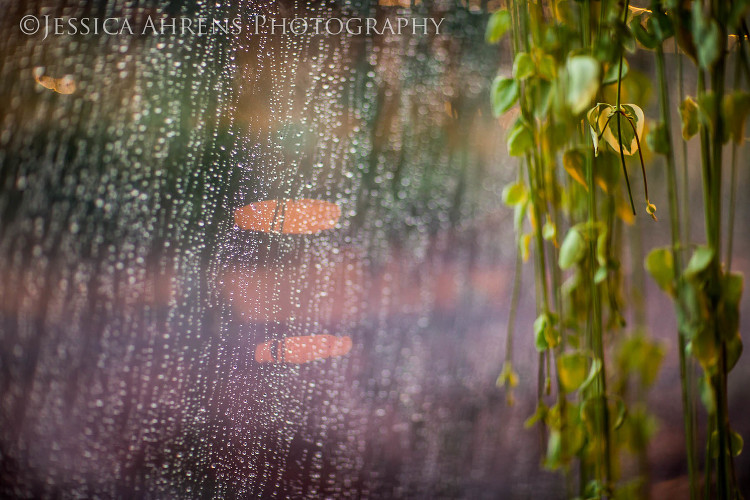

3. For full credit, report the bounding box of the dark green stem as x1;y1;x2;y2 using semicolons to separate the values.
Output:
726;31;745;272
619;112;652;217
589;147;612;493
615;0;637;216
709;0;733;495
654;26;697;499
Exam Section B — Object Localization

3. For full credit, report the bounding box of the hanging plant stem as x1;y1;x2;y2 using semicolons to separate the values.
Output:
651;14;697;496
615;0;637;216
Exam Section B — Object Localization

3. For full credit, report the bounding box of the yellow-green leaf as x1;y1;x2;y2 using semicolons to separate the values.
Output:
497;362;519;388
601;104;645;156
491;76;519;116
520;232;532;262
646;121;670;155
534;313;550;352
684;245;715;279
566;56;601;115
507;120;534;156
542;218;557;242
562;149;587;189
680;96;699;140
524;403;548;429
557;353;589;393
587;103;615;157
710;429;745;458
692;2;721;69
513;52;535;80
502;182;528;206
559;228;586;270
723;91;750;144
645;247;675;296
579;358;602;392
538;54;557;81
486;9;512;44
726;332;743;373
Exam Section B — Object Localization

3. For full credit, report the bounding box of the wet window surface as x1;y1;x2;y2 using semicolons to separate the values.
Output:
1;1;748;498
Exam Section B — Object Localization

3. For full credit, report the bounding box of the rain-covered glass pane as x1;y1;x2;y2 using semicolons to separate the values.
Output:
1;0;749;498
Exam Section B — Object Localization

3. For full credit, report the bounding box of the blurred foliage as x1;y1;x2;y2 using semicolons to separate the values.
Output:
488;0;747;497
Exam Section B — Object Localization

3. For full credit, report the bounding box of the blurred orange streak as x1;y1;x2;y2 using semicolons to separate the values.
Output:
255;335;353;364
378;0;419;6
33;68;76;95
234;199;341;235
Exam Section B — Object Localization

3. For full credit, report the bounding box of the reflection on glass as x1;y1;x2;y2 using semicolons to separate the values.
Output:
255;335;353;364
234;199;341;234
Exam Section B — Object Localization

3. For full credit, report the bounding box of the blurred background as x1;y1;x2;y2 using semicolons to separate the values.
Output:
0;0;748;497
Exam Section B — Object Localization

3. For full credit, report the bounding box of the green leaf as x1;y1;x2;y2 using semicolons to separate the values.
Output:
559;228;586;270
596;228;608;267
718;272;743;344
534;313;550;352
617;334;665;388
544;430;562;470
502;182;528;206
534;313;559;352
587;103;615;157
496;362;519;388
520;233;532;262
726;332;743;373
671;1;698;61
557;352;589;393
679;96;699;140
491;76;519;116
722;271;744;306
584;479;605;499
631;14;658;49
594;266;608;284
731;430;744;457
530;79;553;118
677;280;711;346
538;54;556;81
691;327;718;370
514;201;528;233
513;52;535;79
486;9;512;44
579;357;602;392
710;429;745;458
729;0;750;32
684;246;715;279
723;91;750;144
646;121;670;155
691;2;721;69
616;18;637;53
649;10;675;42
697;92;718;131
507;120;534;156
562;148;587;189
645;247;675;295
613;398;627;430
566;56;601;115
524;403;548;429
542;219;556;241
601;104;645;156
602;59;629;86
700;374;716;413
